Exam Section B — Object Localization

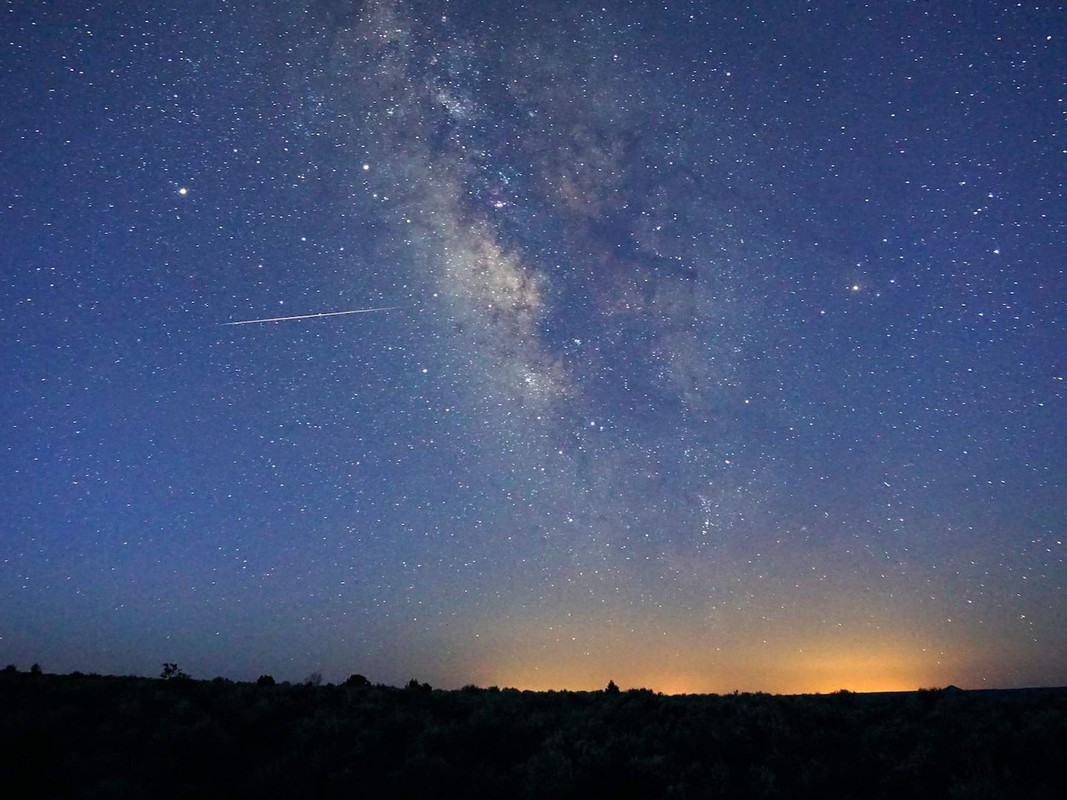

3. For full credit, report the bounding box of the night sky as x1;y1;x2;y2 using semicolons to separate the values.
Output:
2;1;1064;694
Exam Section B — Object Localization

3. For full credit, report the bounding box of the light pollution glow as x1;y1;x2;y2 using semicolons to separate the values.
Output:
439;610;985;695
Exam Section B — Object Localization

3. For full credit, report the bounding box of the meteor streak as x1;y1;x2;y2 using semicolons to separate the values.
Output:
221;306;400;326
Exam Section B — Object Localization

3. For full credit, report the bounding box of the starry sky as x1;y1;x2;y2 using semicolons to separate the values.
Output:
2;1;1064;694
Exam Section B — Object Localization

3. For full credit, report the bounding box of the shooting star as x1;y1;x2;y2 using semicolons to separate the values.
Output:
221;306;401;326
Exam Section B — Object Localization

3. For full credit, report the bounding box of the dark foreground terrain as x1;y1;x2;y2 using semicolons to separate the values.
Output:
1;669;1064;799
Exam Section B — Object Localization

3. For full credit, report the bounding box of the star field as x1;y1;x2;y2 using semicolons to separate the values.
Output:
1;1;1063;693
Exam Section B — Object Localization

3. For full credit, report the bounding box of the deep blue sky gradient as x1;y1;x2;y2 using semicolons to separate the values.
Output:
2;1;1063;692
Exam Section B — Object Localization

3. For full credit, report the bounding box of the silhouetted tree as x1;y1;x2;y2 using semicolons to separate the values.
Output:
344;673;370;688
256;674;276;687
160;663;189;681
605;680;620;695
30;663;42;676
304;671;323;687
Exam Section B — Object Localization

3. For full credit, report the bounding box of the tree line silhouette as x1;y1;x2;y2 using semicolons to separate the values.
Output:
1;664;1064;798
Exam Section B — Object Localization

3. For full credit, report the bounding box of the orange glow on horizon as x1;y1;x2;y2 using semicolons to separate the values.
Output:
466;625;960;695
478;659;941;696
